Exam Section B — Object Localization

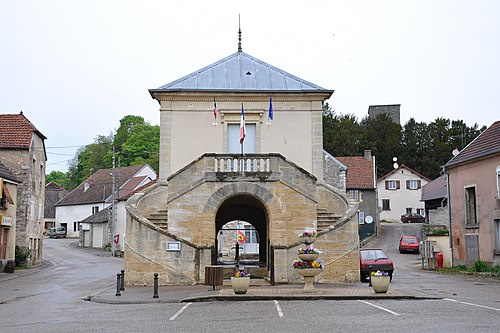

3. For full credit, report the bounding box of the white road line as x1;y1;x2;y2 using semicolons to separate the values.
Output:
357;300;400;316
274;300;284;318
169;302;192;321
444;298;500;312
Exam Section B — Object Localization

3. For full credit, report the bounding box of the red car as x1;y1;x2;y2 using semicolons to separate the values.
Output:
400;213;425;223
399;236;419;253
359;248;394;282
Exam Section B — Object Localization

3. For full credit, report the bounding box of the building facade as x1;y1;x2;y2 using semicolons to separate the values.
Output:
0;160;19;271
124;46;360;286
0;112;46;266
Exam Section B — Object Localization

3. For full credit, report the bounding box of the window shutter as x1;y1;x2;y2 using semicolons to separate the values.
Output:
406;180;410;189
417;180;421;189
385;181;389;190
396;180;400;189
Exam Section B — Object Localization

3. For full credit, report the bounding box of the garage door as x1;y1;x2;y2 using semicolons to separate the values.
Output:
92;225;103;248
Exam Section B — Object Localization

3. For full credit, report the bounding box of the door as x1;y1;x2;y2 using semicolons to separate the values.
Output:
92;224;104;248
228;124;256;154
1;228;8;259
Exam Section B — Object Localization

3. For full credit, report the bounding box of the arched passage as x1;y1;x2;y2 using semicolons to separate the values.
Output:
215;194;268;267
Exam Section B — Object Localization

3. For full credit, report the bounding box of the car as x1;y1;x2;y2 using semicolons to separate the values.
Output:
399;235;419;253
400;213;425;223
359;248;394;282
49;226;66;239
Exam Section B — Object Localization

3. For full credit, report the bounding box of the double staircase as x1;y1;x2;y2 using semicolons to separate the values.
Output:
148;209;168;231
316;208;342;232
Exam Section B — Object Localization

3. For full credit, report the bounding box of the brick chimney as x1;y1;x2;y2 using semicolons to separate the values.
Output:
364;150;372;161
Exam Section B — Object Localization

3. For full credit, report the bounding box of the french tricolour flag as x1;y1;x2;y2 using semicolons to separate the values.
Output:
240;103;246;144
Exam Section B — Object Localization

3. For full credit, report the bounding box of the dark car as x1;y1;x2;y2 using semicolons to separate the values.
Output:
400;213;425;223
359;248;394;282
399;235;419;253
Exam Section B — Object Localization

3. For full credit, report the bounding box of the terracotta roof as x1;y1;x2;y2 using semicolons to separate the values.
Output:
421;175;447;201
445;121;500;168
45;182;65;190
116;175;148;200
56;165;147;206
118;178;157;201
336;156;375;189
0;112;46;149
378;164;431;182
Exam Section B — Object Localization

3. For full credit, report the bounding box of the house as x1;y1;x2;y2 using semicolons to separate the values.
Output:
337;150;378;241
124;39;360;286
0;160;19;272
44;182;69;231
444;121;500;266
377;164;430;223
421;175;448;227
0;112;46;266
55;164;156;250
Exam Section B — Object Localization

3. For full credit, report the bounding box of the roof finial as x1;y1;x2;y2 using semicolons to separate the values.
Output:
238;14;242;52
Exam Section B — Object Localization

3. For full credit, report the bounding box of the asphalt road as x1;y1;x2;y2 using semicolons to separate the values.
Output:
0;224;499;333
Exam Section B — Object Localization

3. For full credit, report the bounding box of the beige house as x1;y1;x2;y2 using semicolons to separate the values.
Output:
0;160;18;271
377;164;430;223
0;112;46;266
125;44;360;286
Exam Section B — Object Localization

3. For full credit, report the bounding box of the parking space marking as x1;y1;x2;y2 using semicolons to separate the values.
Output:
169;302;192;321
274;300;284;318
444;298;500;312
357;300;400;316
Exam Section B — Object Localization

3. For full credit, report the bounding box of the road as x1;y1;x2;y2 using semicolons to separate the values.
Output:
0;225;499;333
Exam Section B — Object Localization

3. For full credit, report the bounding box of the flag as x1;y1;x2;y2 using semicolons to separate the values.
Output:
268;96;273;122
237;230;247;243
239;103;246;144
213;97;217;120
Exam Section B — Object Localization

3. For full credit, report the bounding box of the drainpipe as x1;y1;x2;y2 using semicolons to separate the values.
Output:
445;168;454;267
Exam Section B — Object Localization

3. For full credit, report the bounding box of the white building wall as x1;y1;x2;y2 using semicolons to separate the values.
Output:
377;167;428;222
56;202;108;237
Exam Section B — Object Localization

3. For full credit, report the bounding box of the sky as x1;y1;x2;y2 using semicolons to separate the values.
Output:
1;0;499;173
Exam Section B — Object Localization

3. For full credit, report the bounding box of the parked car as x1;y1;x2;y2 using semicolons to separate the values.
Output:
399;235;419;253
400;213;425;223
49;226;66;239
359;248;394;282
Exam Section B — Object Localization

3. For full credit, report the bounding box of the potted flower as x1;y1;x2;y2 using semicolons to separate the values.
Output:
370;270;390;293
292;259;323;276
230;271;251;294
297;248;320;261
298;231;317;244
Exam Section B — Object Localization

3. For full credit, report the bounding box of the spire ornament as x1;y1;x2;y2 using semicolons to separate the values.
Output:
238;14;242;52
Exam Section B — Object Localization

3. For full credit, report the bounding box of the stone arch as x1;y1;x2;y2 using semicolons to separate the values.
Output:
204;182;274;213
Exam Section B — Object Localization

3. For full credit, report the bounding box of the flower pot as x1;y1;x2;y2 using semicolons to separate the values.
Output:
298;253;319;262
371;276;390;293
231;276;250;294
4;260;15;273
299;236;316;244
295;268;322;292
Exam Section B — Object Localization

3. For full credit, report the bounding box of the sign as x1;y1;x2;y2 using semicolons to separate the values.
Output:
166;241;181;251
1;216;13;226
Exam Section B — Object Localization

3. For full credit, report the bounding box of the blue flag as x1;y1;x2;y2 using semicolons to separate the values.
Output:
269;96;273;121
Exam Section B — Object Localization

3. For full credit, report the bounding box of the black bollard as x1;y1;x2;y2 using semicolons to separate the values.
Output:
120;269;125;291
115;273;122;296
153;273;159;298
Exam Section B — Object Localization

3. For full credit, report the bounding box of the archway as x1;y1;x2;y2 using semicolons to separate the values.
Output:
215;194;268;268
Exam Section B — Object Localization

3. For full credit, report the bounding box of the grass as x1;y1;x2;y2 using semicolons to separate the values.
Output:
438;260;500;279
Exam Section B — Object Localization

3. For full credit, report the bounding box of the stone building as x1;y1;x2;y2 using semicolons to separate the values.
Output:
124;43;360;286
0;112;46;266
368;104;401;124
0;160;19;271
44;182;68;231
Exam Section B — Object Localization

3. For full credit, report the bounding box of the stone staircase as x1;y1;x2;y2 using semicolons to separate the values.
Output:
317;208;342;232
148;209;168;231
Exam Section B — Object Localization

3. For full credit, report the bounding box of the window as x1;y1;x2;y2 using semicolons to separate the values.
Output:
228;124;256;153
348;190;360;202
73;222;78;232
385;180;400;190
496;166;500;199
358;211;365;224
416;208;425;216
465;186;477;226
382;199;390;211
406;180;421;190
92;206;99;215
406;208;412;214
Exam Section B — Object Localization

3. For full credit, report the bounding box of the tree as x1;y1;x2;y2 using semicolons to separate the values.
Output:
45;171;72;189
322;103;362;156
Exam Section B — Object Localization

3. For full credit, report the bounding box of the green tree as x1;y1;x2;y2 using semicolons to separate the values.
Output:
113;115;147;152
45;171;72;189
120;123;160;171
322;103;362;156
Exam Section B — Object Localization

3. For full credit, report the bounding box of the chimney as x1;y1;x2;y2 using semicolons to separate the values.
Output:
364;150;372;161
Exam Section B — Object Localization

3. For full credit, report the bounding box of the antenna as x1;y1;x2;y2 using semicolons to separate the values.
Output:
238;14;242;52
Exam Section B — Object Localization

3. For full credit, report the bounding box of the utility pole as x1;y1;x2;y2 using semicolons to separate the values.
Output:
111;145;116;257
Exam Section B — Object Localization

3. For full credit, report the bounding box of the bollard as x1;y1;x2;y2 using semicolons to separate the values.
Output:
153;273;159;298
115;273;122;296
120;269;125;291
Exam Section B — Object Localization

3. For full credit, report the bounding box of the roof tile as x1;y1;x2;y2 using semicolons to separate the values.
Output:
336;156;375;189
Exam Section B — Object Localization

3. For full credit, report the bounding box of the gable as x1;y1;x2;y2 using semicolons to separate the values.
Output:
336;156;375;189
0;113;46;149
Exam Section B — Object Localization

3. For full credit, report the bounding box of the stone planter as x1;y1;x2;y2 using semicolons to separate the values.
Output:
298;253;319;261
371;276;390;293
295;268;322;292
231;276;250;294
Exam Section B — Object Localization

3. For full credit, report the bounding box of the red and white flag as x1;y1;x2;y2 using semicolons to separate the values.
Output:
213;97;217;120
240;103;246;144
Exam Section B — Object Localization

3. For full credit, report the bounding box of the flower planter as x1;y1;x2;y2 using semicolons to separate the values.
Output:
295;268;322;292
298;253;319;262
371;276;390;293
299;236;316;244
4;260;15;273
231;276;250;294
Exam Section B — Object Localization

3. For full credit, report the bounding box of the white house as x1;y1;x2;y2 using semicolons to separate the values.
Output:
377;164;430;222
55;164;156;245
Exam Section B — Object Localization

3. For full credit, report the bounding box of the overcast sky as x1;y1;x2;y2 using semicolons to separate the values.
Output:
1;1;499;173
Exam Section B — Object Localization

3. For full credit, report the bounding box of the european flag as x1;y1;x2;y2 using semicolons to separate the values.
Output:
269;96;273;121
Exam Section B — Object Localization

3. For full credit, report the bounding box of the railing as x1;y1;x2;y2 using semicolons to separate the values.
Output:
215;156;270;173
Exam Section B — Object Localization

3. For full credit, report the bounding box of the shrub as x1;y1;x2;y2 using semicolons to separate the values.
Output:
471;260;489;272
15;245;31;267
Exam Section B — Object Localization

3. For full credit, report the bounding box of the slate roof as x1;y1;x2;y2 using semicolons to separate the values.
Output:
149;51;333;94
378;164;431;182
56;165;147;206
336;156;375;190
0;112;47;149
445;121;500;168
421;175;447;201
80;206;111;223
118;178;157;202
